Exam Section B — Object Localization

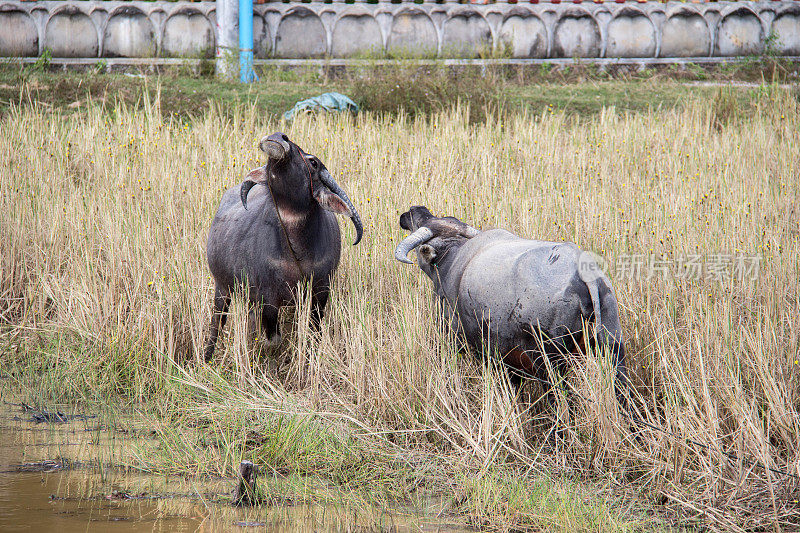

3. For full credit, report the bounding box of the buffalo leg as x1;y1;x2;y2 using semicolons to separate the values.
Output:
522;353;559;445
309;291;329;333
507;369;524;392
612;345;633;414
541;343;572;442
502;348;534;395
609;343;641;435
204;287;230;362
260;304;280;345
587;335;633;415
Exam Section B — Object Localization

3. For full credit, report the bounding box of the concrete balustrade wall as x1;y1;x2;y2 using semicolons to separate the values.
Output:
1;1;799;60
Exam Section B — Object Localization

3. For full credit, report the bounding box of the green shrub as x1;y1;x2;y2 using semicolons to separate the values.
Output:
351;65;505;123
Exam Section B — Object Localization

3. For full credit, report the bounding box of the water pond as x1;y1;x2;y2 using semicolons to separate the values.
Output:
0;400;470;532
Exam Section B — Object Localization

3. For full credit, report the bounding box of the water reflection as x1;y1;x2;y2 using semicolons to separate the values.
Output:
0;401;470;532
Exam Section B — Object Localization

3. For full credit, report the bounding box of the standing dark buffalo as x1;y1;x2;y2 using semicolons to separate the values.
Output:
394;206;629;405
203;133;363;361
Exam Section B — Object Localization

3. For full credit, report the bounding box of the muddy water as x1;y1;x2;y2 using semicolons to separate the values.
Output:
0;401;469;532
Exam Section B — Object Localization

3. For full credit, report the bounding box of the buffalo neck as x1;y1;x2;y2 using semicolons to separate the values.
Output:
264;190;325;259
265;157;314;209
263;171;314;223
426;239;465;297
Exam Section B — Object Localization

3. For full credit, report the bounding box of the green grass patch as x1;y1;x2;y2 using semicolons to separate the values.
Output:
2;61;797;122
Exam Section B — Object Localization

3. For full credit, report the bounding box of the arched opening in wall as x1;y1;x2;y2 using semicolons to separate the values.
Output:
715;7;763;56
253;13;272;58
499;12;547;59
163;9;215;58
771;6;800;55
45;6;99;58
0;9;39;57
606;7;656;58
661;9;710;58
331;12;383;58
387;8;437;58
275;7;326;59
103;6;156;58
442;11;492;59
553;10;600;58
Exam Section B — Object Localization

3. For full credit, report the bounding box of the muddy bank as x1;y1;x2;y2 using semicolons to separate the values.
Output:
0;399;471;532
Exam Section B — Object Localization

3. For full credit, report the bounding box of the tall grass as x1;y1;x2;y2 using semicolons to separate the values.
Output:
1;86;799;531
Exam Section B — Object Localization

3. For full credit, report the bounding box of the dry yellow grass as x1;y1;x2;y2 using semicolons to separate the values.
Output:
1;88;799;531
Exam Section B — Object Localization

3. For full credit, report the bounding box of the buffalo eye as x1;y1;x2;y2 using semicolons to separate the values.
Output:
309;159;318;169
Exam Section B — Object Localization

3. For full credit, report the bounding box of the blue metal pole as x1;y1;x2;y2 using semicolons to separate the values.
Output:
238;0;254;83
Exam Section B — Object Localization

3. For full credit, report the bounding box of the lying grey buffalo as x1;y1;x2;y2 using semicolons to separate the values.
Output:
395;206;629;404
204;133;363;361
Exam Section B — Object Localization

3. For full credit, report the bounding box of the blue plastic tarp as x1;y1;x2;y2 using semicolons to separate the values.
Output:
282;92;359;121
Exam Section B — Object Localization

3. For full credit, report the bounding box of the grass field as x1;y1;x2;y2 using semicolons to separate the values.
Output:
1;74;799;531
2;60;795;120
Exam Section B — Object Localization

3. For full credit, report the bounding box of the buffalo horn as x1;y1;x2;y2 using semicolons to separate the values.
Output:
319;169;364;246
394;227;434;264
240;179;258;210
464;226;479;237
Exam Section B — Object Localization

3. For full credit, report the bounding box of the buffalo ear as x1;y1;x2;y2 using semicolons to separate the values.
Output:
400;206;433;231
240;167;268;209
315;188;354;217
399;211;413;231
245;167;268;185
419;244;437;264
